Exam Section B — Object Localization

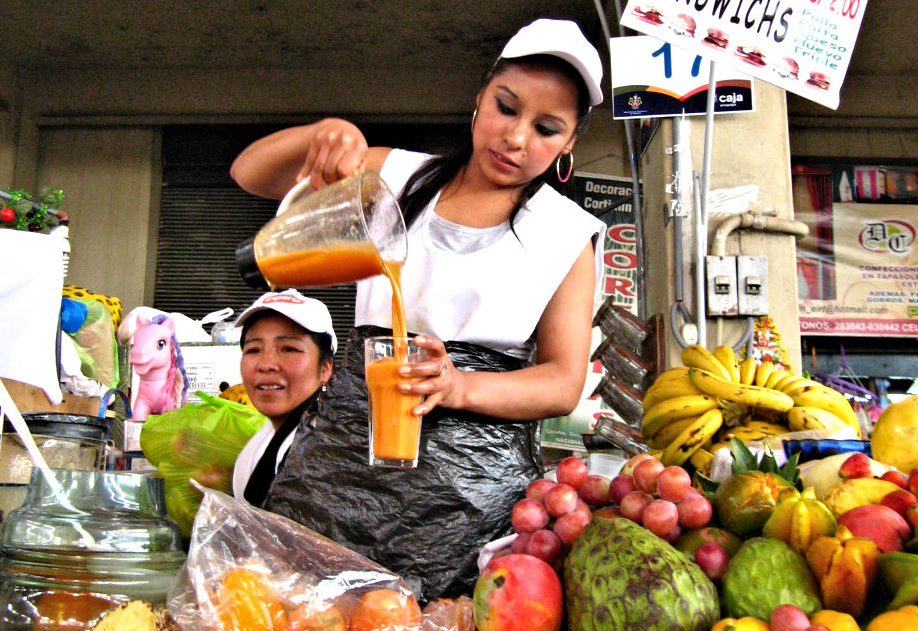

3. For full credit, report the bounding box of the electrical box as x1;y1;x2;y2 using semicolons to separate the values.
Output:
706;255;738;316
737;255;769;316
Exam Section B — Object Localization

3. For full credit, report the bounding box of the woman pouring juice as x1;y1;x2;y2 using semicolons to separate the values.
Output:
230;18;606;603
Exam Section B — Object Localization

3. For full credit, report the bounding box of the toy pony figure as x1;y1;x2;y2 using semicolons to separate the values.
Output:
131;314;189;421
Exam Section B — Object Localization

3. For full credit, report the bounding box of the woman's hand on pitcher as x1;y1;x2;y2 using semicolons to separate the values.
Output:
297;119;369;189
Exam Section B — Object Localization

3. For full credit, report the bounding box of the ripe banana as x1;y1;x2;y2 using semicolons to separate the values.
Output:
688;368;795;412
648;415;700;447
782;377;823;396
682;344;734;382
642;374;704;412
787;405;850;433
790;385;861;438
720;420;789;443
742;420;791;436
755;360;776;388
689;447;715;474
641;394;720;438
738;357;758;386
764;367;790;391
713;345;740;383
661;408;724;467
770;370;800;392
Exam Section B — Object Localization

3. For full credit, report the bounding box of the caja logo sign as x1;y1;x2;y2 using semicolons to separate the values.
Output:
858;220;916;255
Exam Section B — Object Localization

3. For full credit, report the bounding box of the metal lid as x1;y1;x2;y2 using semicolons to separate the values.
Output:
3;413;109;442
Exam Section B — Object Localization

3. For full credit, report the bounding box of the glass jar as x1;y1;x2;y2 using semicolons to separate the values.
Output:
0;469;186;630
0;413;110;485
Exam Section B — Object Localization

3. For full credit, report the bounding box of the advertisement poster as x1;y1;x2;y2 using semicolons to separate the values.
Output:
797;203;918;337
541;173;642;451
611;35;754;119
620;0;869;110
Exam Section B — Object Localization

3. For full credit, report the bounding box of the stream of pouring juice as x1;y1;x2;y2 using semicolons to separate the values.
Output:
365;259;423;463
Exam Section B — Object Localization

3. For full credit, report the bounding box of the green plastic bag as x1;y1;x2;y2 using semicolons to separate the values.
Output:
139;391;267;537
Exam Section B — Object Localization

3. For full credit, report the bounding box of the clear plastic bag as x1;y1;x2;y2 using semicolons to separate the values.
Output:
168;485;474;631
139;391;267;537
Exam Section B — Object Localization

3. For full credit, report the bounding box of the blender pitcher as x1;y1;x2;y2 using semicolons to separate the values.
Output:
236;171;408;289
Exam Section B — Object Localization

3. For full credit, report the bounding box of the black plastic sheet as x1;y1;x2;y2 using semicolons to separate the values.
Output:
266;325;542;603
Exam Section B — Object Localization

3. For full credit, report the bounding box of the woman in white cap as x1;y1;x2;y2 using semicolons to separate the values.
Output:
231;289;336;507
231;18;604;601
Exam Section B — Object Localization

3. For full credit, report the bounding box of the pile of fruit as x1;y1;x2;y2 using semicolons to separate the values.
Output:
473;393;918;631
641;345;864;471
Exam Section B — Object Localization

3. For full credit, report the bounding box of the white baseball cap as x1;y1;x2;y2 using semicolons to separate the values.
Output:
499;18;604;107
235;289;337;353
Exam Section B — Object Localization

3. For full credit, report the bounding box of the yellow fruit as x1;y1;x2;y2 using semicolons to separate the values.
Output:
871;395;918;473
809;609;861;631
821;478;904;518
710;617;771;631
865;604;918;631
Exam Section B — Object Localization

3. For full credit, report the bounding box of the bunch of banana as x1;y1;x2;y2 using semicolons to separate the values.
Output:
640;344;862;468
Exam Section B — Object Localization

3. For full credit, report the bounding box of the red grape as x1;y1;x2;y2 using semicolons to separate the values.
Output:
526;478;558;504
676;491;713;529
573;498;593;520
543;483;579;518
632;458;665;494
556;456;589;491
609;474;637;505
641;499;678;537
694;543;729;580
578;474;611;506
620;452;656;476
662;523;682;543
524;528;564;565
553;510;591;545
770;604;811;631
511;498;550;533
511;531;532;554
655;466;693;502
619;490;653;522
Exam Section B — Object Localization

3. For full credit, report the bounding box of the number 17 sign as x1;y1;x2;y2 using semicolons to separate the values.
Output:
611;35;755;119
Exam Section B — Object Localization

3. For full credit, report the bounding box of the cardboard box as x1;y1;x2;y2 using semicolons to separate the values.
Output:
1;378;101;416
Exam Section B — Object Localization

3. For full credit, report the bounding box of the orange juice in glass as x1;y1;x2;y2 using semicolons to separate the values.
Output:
364;336;428;468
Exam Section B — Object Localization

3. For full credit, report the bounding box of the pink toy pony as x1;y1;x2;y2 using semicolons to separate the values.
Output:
130;314;189;421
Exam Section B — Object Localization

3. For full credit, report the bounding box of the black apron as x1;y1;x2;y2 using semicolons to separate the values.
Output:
265;325;542;603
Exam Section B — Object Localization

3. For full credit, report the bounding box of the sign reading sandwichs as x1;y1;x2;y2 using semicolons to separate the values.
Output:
620;0;869;110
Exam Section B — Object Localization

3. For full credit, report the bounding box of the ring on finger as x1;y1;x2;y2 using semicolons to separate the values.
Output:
439;360;448;377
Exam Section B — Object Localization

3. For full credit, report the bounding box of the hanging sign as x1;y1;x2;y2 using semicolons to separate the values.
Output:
620;0;870;110
571;172;642;316
797;202;918;337
611;35;754;119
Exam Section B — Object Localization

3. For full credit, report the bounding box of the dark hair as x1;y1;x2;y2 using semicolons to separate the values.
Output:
398;54;593;229
239;311;335;365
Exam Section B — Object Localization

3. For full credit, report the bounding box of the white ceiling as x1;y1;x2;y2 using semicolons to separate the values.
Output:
1;1;914;114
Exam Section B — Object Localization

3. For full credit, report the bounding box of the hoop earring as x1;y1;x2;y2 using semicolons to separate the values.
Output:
471;108;478;133
556;151;574;183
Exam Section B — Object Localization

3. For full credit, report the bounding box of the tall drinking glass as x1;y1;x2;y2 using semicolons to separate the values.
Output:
364;336;428;468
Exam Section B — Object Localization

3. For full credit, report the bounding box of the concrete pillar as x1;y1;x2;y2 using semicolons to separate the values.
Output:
642;79;803;371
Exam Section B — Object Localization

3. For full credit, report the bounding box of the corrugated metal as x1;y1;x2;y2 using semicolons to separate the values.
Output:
154;186;357;362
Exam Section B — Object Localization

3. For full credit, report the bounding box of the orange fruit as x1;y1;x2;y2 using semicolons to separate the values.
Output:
287;602;347;631
809;609;861;631
215;567;287;631
348;588;422;631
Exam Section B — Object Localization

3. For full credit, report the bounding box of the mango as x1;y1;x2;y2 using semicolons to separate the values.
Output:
822;477;903;517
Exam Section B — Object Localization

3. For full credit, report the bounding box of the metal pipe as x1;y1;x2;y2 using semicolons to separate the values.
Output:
710;213;810;257
693;170;706;347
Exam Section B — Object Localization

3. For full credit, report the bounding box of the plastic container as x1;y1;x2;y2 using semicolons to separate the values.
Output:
236;171;408;290
0;413;110;486
0;468;186;630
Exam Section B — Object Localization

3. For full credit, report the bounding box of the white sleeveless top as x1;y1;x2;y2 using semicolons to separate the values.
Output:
355;150;606;359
